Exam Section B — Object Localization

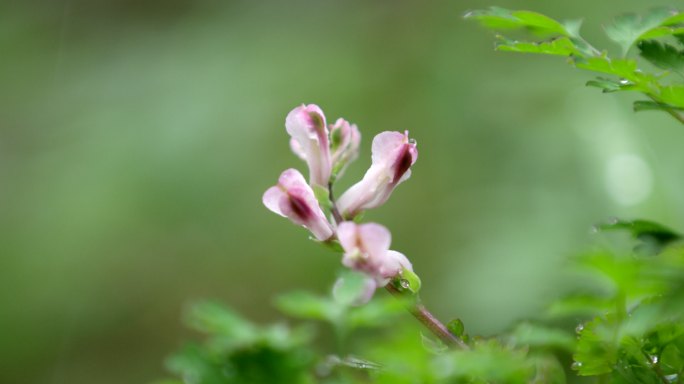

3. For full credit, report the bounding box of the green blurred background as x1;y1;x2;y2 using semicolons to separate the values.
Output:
2;0;684;382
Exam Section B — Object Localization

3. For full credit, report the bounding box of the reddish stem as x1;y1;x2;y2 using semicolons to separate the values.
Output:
385;284;469;349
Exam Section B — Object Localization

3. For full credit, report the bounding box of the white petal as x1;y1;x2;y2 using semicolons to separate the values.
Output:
262;186;287;217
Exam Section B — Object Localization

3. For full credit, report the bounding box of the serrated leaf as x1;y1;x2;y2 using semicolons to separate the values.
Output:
574;57;639;79
496;36;581;56
573;316;618;376
465;7;569;37
604;8;681;55
274;291;338;321
638;40;684;73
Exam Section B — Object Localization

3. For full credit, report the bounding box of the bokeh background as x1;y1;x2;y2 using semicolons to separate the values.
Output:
3;0;684;382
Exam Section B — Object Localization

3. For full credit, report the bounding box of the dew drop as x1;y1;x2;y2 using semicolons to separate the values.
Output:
400;279;410;289
571;361;582;370
650;355;659;364
575;323;584;334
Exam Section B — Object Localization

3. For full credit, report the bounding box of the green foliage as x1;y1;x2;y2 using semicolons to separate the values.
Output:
161;223;684;383
467;7;684;123
166;302;315;384
638;40;684;74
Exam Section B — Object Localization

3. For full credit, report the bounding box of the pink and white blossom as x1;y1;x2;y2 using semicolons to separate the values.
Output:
263;168;334;241
286;104;332;188
337;131;418;218
337;221;413;287
329;118;361;179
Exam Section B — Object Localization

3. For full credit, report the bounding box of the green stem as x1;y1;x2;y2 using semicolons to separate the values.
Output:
328;181;343;224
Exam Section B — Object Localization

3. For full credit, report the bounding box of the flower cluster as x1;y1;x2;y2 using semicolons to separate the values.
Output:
263;104;418;302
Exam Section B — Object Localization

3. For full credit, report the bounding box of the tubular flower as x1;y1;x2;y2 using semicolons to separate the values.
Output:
329;118;361;179
285;104;332;188
336;131;418;218
263;168;334;241
337;221;413;290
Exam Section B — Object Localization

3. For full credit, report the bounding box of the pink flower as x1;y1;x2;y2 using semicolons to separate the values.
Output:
329;118;361;179
337;221;413;287
337;131;418;218
263;168;334;241
286;104;332;188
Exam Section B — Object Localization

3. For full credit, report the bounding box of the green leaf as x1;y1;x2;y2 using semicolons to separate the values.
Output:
436;339;535;382
508;322;576;352
638;40;684;73
573;316;618;376
274;291;338;321
465;7;570;37
604;8;682;55
586;77;624;93
346;297;405;329
574;57;639;79
447;318;465;338
496;36;581;56
596;218;682;247
659;85;684;108
634;100;684;113
676;33;684;46
332;270;372;307
399;267;421;293
185;301;256;340
166;344;227;384
546;294;614;318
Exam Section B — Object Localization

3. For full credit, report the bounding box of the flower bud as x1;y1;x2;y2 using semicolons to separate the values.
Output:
337;221;413;287
263;168;334;241
285;104;332;188
329;118;361;180
337;131;418;218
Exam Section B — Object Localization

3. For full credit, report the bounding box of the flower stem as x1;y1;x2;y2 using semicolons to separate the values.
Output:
385;284;469;349
328;181;343;224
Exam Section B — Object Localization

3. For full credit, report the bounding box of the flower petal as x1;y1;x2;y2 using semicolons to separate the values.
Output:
262;168;333;241
285;104;331;187
262;186;287;217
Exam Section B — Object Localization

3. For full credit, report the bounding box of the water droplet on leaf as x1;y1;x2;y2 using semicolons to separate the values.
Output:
400;279;410;289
